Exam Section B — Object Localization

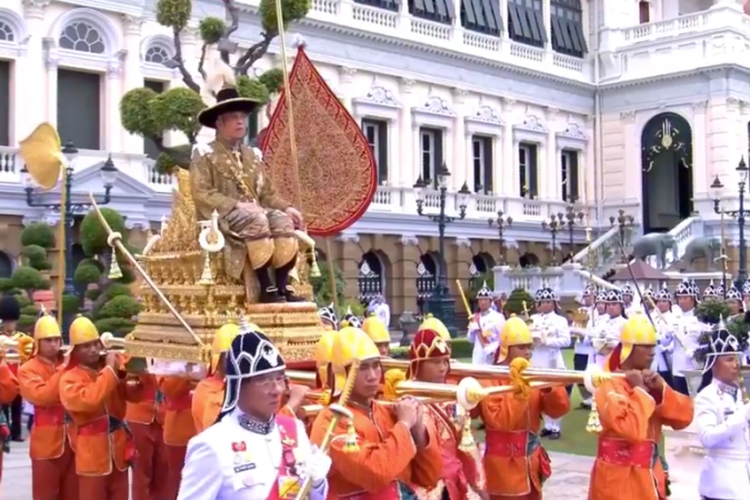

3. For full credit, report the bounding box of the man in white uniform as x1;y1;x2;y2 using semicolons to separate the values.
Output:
694;321;750;500
651;287;675;389
703;282;719;300
590;289;627;367
570;285;596;409
467;281;504;365
368;295;391;329
726;287;744;319
621;284;638;316
672;279;704;395
177;320;332;500
530;286;571;439
318;304;338;331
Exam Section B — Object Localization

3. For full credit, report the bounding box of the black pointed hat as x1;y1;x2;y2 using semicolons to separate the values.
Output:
0;296;21;322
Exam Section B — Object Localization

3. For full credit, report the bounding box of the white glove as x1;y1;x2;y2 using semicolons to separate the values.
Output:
743;402;750;422
303;445;331;486
468;322;479;332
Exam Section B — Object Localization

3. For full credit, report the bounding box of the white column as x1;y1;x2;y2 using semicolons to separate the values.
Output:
412;122;421;184
464;129;474;192
106;64;124;152
492;134;502;195
542;0;552;49
338;67;357;112
622;112;638;199
584;116;595;204
122;15;145;154
44;41;59;128
691;101;708;198
452;89;467;190
18;0;50;142
400;79;415;187
545;107;559;200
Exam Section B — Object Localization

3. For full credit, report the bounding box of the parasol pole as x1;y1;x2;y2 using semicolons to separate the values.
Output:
273;0;338;309
56;172;67;327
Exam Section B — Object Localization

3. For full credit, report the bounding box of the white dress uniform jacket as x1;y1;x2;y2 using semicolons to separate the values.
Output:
651;310;674;373
467;308;505;365
589;315;626;367
671;309;703;377
530;311;571;370
572;308;595;357
177;409;329;500
374;303;390;329
695;380;750;500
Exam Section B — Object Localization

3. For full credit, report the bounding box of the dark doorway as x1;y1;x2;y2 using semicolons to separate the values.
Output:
416;253;438;316
0;251;13;278
641;112;693;233
357;251;384;305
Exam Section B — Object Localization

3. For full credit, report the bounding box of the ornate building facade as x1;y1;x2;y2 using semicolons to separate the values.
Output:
0;0;746;317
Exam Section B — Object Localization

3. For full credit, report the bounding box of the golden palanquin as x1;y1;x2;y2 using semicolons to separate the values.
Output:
125;170;324;363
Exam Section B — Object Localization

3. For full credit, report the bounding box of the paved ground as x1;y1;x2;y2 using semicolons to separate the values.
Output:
0;439;596;500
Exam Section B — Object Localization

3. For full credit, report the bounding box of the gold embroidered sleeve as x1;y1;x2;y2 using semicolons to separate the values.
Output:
256;161;291;212
190;151;237;217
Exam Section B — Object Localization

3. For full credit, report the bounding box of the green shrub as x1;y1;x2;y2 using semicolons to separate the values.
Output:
21;223;56;249
503;288;536;317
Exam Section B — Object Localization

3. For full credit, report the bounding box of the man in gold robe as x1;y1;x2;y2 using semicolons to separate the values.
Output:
190;78;305;304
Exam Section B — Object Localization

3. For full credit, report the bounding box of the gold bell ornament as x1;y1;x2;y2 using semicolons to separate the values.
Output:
108;251;123;280
198;251;214;286
586;399;602;434
343;419;360;453
456;405;476;452
309;249;321;279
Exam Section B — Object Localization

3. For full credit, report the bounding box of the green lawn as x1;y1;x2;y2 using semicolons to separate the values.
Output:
458;351;599;456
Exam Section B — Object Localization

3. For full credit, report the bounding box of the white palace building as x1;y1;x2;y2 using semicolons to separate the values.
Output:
0;0;747;314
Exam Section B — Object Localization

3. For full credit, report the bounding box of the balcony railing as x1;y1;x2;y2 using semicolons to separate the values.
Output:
0;147;175;193
235;0;590;81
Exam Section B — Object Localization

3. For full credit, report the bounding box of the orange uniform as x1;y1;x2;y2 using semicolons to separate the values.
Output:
311;402;443;500
477;383;570;500
18;356;78;500
125;374;168;500
191;375;223;433
0;360;20;486
158;376;197;500
60;364;141;500
588;379;693;500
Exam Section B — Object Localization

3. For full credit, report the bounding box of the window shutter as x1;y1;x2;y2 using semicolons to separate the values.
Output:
570;151;580;202
435;131;444;182
529;145;539;199
484;138;493;194
378;121;388;183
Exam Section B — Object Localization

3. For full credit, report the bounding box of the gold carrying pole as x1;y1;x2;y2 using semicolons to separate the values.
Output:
456;279;472;316
88;194;204;347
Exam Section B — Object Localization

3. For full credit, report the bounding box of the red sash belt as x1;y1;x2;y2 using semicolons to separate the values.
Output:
485;430;536;458
34;405;65;427
597;438;655;468
163;393;191;411
268;415;301;500
78;417;109;436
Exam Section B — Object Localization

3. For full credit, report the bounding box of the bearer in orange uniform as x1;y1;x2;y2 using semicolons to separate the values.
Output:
158;371;198;500
588;314;694;500
0;329;20;485
475;316;570;500
363;313;391;357
191;322;240;433
407;328;486;500
18;313;77;500
310;326;443;499
59;316;142;500
126;371;166;500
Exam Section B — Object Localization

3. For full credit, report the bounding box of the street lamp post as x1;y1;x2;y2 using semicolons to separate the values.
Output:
609;209;635;262
414;164;470;337
488;210;512;264
21;142;118;295
564;203;585;261
711;157;749;289
542;213;563;265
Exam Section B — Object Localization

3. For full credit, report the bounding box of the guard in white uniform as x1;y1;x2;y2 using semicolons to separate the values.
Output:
694;320;750;500
621;284;638;316
590;289;627;367
651;287;675;389
530;286;571;439
726;287;744;319
367;294;391;329
467;281;504;365
571;285;596;408
177;320;332;500
703;282;719;300
672;279;704;395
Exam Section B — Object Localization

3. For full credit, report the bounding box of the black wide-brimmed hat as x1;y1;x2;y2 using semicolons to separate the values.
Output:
197;86;263;129
0;296;21;322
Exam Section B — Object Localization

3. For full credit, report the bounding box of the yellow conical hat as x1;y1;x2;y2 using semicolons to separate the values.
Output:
418;314;450;340
69;316;100;346
362;314;390;344
210;322;243;372
617;313;657;364
496;316;533;363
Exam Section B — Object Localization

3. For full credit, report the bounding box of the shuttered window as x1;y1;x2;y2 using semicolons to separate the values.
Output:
508;0;546;48
462;0;503;36
550;0;587;58
420;127;444;187
409;0;455;25
355;0;399;12
519;142;538;199
363;119;389;184
472;135;493;194
57;70;101;150
561;149;579;202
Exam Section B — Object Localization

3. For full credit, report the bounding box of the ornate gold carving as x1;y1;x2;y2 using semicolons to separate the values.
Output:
131;170;319;363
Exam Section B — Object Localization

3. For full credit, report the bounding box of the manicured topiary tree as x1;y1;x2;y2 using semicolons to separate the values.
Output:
312;261;346;308
73;208;142;336
119;0;311;173
503;287;536;318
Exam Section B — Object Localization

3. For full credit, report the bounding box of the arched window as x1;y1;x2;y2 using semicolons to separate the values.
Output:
59;21;106;54
0;20;14;42
638;1;650;24
145;45;170;64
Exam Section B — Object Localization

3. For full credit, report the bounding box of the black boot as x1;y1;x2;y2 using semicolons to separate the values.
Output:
276;259;304;302
256;265;284;303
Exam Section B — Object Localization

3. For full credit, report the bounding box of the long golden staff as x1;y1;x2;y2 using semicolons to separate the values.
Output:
88;193;204;347
272;0;338;310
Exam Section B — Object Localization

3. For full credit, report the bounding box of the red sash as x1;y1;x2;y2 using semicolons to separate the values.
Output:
267;415;302;500
336;484;400;500
78;415;136;464
34;405;65;427
597;437;655;468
